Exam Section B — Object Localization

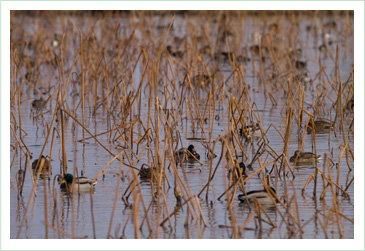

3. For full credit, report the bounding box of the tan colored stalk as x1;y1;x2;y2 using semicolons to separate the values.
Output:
107;160;124;238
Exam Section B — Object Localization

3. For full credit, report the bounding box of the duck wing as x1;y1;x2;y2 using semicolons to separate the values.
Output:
75;177;97;185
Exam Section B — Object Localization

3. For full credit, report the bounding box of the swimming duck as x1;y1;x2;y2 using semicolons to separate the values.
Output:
176;145;200;162
249;45;267;54
191;74;210;88
238;186;278;205
295;60;307;70
228;161;247;181
199;45;211;55
31;155;50;171
289;150;321;164
31;98;46;110
139;164;152;180
166;45;184;59
239;123;262;138
307;120;333;133
59;173;97;192
52;33;62;47
236;55;251;64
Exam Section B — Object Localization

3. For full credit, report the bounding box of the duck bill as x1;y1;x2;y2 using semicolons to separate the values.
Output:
59;180;66;184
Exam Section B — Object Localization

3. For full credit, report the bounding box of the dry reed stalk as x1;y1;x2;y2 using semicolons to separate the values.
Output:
306;167;350;197
329;209;354;224
22;79;46;102
291;181;303;237
131;171;141;239
51;176;62;238
194;196;207;227
88;186;97;239
17;152;29;197
239;210;256;232
63;51;80;112
10;144;20;171
326;153;343;238
217;158;275;201
134;184;153;235
60;108;67;175
61;109;136;170
16;159;46;238
43;169;49;238
200;135;225;199
48;223;86;239
166;148;194;217
10;124;28;157
336;142;348;195
344;176;354;193
16;86;26;155
106;162;124;239
78;29;86;146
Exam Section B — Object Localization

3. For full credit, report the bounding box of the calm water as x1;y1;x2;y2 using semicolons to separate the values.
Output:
10;11;354;239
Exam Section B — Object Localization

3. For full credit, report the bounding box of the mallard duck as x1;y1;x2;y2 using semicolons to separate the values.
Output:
228;161;247;181
176;145;200;162
249;45;267;54
31;98;46;110
236;55;251;64
307;120;333;133
295;60;307;70
32;155;50;171
199;45;211;55
52;33;62;47
166;45;184;59
288;48;302;59
191;74;210;88
239;123;262;138
289;150;321;164
59;173;97;192
238;187;278;205
139;164;157;180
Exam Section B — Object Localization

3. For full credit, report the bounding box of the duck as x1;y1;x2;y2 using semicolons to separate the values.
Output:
239;122;262;138
238;186;278;205
295;60;307;70
199;45;211;55
190;74;210;88
236;55;251;64
59;173;97;192
139;164;152;180
227;161;247;181
176;145;200;162
31;98;46;110
289;150;321;164
31;155;50;171
166;45;184;59
307;120;333;133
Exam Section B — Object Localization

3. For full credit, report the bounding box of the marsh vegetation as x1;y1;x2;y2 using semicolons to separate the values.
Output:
10;10;354;239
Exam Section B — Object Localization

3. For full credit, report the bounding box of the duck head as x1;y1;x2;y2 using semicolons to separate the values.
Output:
60;173;74;184
293;150;300;156
187;145;196;154
239;162;246;175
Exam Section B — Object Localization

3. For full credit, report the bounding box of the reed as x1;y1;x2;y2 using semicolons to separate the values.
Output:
10;10;354;239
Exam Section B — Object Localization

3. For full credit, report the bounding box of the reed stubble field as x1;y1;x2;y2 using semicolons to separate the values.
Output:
10;10;354;239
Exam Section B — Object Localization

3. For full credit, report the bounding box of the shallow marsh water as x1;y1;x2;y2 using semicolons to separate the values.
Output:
10;11;354;239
